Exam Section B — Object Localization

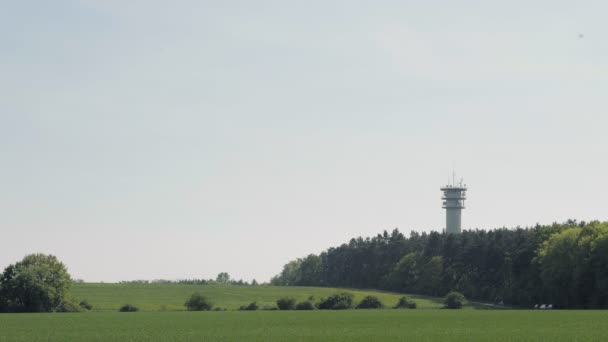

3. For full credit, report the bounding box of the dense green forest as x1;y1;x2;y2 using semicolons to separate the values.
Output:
271;220;608;309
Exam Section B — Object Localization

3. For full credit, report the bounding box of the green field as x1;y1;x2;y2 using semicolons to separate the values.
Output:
1;310;607;341
70;283;443;311
2;284;607;341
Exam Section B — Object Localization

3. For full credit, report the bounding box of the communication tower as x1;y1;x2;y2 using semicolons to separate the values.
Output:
441;172;467;234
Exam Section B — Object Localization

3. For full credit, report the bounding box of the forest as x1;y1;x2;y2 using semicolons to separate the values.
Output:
271;220;608;309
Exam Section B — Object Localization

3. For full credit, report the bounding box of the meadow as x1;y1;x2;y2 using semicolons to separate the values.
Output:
70;283;443;311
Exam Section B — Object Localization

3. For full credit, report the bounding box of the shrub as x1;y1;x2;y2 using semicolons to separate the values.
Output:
317;292;354;310
79;300;93;311
185;292;213;311
119;304;139;312
57;298;82;312
356;295;384;309
444;291;466;309
239;302;258;311
262;305;279;310
276;297;296;310
213;307;224;311
394;296;417;309
295;300;315;310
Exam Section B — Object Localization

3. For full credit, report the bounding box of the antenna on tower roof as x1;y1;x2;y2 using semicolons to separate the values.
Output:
452;160;456;186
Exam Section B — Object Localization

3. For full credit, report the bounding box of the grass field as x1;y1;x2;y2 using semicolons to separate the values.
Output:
70;283;443;311
2;284;606;341
1;310;607;341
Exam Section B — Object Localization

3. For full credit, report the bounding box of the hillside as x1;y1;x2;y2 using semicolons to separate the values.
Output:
71;283;443;311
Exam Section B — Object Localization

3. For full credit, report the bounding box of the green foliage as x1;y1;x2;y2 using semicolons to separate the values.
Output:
215;272;230;284
355;295;384;309
119;304;139;312
537;222;608;308
0;254;73;313
276;297;296;310
272;254;321;286
295;300;315;310
444;291;466;309
417;256;443;296
317;292;354;310
272;221;608;308
383;253;418;291
261;304;279;310
184;292;213;311
79;300;93;311
239;302;258;311
57;298;82;312
394;296;417;309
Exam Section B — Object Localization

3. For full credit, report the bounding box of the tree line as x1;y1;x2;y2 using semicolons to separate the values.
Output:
118;273;259;286
271;220;608;309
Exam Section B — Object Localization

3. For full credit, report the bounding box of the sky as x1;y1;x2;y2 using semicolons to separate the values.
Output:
1;0;607;282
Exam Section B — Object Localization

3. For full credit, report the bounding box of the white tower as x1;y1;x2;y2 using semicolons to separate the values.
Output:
441;174;467;234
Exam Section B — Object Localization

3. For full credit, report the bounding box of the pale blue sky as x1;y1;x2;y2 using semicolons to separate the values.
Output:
1;0;607;282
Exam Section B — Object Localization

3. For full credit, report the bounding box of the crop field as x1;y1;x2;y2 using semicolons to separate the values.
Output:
70;283;444;311
1;310;607;341
2;284;607;341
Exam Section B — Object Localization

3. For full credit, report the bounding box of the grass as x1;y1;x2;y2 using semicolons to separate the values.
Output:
1;310;607;341
2;284;606;341
70;283;443;311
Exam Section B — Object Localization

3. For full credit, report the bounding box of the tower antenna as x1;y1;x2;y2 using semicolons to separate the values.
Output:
452;161;456;186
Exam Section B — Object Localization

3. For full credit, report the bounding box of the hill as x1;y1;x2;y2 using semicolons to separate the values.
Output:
71;283;442;311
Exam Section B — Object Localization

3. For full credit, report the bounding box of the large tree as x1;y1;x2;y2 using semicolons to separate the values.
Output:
0;254;74;312
538;222;608;308
215;272;230;284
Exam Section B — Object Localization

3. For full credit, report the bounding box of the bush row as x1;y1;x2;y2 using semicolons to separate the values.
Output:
117;291;467;312
273;294;420;310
